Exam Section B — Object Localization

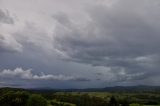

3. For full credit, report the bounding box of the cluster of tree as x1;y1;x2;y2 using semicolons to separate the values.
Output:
0;91;47;106
0;90;129;106
52;93;131;106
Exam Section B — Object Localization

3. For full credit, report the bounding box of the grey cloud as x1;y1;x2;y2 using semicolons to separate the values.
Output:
0;34;23;53
13;22;54;55
53;1;160;62
0;82;22;87
0;9;14;24
95;66;147;85
107;72;147;84
1;0;160;87
0;9;22;53
0;68;90;81
53;0;160;82
53;12;71;27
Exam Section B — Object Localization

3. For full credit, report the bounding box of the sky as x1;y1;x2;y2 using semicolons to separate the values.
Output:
0;0;160;88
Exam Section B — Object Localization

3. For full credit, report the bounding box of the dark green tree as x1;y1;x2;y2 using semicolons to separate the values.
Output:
26;94;47;106
121;98;129;106
0;91;29;106
109;96;118;106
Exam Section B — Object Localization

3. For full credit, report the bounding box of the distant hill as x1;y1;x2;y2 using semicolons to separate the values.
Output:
102;85;160;92
55;85;159;92
1;85;160;93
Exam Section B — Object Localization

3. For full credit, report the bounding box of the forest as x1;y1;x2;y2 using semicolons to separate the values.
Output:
0;87;160;106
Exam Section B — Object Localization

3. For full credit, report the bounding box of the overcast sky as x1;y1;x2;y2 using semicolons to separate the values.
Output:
0;0;160;88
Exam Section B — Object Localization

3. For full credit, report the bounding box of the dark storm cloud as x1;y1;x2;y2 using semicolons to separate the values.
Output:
1;0;160;88
53;0;160;82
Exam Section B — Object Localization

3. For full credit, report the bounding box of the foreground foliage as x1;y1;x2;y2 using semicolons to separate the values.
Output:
0;88;160;106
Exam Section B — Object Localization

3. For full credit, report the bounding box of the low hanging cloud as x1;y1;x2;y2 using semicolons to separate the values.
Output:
0;68;90;81
95;66;146;84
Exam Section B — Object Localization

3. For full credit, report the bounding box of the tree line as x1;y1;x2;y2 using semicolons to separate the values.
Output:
0;88;160;106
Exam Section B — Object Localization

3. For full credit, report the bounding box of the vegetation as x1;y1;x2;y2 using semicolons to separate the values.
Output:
26;94;47;106
0;87;160;106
